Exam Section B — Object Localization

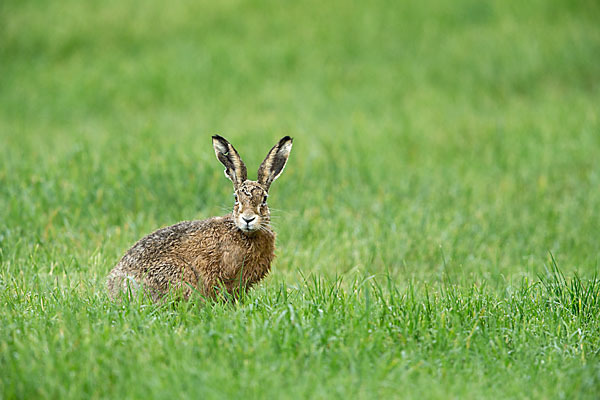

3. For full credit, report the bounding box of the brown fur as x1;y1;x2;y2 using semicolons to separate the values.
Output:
106;136;292;302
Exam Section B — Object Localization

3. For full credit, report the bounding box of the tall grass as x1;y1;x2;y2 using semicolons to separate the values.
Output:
1;266;599;398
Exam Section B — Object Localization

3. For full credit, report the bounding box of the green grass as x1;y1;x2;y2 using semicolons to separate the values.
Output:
1;0;600;398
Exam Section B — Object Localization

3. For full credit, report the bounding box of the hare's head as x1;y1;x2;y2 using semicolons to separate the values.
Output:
212;135;293;234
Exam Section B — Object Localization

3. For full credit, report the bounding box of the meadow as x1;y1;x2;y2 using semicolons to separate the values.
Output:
1;0;600;398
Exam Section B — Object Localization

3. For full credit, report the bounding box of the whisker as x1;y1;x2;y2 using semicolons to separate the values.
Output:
263;221;277;231
266;207;292;215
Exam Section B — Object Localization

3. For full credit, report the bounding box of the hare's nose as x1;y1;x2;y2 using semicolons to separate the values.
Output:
242;216;256;223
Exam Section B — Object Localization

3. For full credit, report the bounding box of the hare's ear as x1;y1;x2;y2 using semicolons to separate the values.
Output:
212;135;247;188
257;136;293;191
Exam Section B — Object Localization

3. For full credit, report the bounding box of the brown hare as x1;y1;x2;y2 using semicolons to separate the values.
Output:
107;135;293;302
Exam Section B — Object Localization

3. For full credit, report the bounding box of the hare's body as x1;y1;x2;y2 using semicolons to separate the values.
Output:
106;135;292;302
107;216;275;301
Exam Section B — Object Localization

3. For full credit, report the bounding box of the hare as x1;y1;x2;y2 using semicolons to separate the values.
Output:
107;135;293;302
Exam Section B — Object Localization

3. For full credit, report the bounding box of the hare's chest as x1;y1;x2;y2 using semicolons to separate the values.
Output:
221;245;251;274
220;240;274;283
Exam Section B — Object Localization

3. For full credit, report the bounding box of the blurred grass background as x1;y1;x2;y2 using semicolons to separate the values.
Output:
2;0;599;284
1;0;600;398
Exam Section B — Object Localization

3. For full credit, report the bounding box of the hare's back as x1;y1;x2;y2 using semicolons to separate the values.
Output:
120;218;228;265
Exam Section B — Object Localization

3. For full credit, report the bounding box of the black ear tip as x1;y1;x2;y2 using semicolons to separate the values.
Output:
212;134;225;141
280;136;293;143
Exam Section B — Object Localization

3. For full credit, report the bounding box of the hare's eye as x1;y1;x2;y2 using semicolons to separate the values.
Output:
262;195;268;205
234;194;238;202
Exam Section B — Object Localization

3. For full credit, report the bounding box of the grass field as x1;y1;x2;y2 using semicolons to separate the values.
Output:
1;0;600;398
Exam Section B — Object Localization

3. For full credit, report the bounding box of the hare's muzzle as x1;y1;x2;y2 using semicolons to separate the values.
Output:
242;216;256;224
238;213;259;232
